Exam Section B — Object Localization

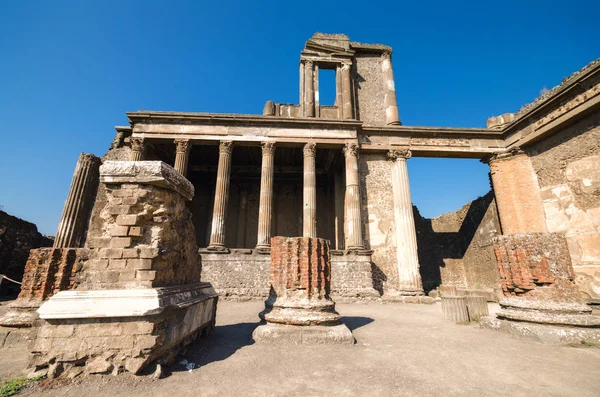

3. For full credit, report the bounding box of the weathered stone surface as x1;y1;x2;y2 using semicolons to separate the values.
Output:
254;237;353;343
0;210;53;295
252;323;354;345
100;161;194;201
441;296;469;324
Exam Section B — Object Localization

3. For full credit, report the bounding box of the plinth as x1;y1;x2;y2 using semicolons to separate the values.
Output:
252;237;354;344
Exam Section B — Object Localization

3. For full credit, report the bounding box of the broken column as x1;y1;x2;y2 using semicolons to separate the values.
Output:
54;153;102;249
252;237;354;344
481;233;600;344
129;137;145;161
32;161;218;376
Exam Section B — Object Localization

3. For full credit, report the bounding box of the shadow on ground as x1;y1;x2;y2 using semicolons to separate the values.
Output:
171;321;259;373
341;316;374;332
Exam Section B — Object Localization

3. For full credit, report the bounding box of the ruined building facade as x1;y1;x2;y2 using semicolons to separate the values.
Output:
29;34;600;303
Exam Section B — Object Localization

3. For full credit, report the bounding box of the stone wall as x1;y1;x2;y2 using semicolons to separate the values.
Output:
0;210;53;295
201;252;270;299
359;152;398;293
528;111;600;299
414;192;502;295
353;56;386;126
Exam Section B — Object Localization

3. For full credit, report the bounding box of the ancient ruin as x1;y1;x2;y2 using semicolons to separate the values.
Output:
1;33;599;378
253;236;354;344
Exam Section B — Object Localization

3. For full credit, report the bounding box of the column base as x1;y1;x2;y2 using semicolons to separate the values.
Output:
345;247;373;256
255;245;271;254
204;245;230;253
383;290;434;304
252;322;354;345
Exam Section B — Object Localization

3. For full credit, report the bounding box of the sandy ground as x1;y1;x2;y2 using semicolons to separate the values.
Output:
2;300;599;397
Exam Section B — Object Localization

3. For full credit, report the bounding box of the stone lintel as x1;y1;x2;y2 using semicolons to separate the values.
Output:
37;283;216;320
100;161;194;201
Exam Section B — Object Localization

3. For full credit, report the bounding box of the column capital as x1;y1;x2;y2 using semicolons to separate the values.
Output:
174;138;191;154
261;141;276;156
341;62;352;70
381;49;392;59
481;147;526;164
130;137;145;152
219;141;234;155
304;59;314;68
303;142;317;158
343;143;359;158
387;148;411;161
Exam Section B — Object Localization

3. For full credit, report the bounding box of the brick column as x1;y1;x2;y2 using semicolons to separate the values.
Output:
174;139;191;176
341;63;353;119
54;153;102;248
130;137;145;161
388;149;424;296
303;143;317;238
343;143;364;251
382;51;400;125
256;142;275;252
486;148;547;235
208;141;233;251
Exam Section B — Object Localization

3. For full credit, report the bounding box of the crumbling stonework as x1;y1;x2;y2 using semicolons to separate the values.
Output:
415;192;502;297
253;237;353;344
528;111;600;300
0;248;88;327
31;161;217;376
0;210;53;295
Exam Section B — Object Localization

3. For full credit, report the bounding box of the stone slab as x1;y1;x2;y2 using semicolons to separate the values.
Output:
38;283;217;319
480;316;600;345
382;293;436;304
100;161;194;200
252;323;354;345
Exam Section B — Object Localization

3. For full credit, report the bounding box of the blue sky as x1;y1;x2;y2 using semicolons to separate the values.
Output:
0;1;598;235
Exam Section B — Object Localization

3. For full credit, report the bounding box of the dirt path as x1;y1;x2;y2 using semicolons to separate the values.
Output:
9;301;600;397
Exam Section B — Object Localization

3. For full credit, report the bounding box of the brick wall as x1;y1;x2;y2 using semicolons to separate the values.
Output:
493;233;581;302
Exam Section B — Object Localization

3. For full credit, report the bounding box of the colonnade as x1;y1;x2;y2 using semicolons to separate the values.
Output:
129;138;424;295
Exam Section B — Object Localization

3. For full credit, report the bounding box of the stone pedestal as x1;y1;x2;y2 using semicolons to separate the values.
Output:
252;237;353;344
31;161;218;376
481;233;600;344
54;153;101;249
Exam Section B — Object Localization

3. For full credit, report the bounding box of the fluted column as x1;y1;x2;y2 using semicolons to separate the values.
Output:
303;60;315;117
343;143;364;251
130;137;145;161
388;149;423;295
208;141;233;251
174;139;191;176
236;183;249;248
256;142;276;252
54;153;102;248
382;51;400;125
303;143;317;238
341;63;353;119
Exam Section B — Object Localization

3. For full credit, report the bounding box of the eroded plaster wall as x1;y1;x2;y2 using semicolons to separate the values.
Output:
359;153;398;293
528;111;600;299
353;56;386;127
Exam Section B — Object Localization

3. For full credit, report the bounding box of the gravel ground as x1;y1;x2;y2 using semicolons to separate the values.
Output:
2;300;599;397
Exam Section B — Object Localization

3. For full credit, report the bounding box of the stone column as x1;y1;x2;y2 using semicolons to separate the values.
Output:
208;141;233;251
388;149;423;295
341;63;353;119
343;143;364;251
236;183;249;248
256;142;275;252
485;148;547;235
303;143;317;238
54;153;102;248
130;137;145;161
303;60;315;118
174;139;191;176
382;51;400;125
